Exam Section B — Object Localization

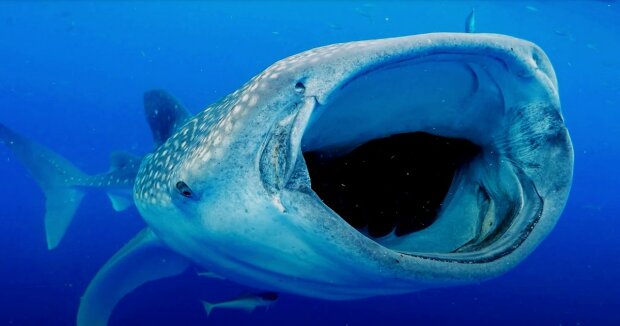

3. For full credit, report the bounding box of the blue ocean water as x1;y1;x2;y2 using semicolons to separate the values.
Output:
0;1;618;325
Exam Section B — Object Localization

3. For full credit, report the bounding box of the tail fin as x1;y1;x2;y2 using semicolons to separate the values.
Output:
0;123;88;249
201;301;217;317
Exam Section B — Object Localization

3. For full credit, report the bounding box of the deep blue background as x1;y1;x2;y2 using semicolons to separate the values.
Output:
0;1;618;325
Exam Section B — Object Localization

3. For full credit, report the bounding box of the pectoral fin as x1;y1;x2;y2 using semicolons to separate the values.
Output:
77;228;190;326
106;192;133;211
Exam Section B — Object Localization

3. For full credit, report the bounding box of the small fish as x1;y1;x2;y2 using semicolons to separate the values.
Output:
196;271;226;280
553;29;576;41
327;22;343;31
201;292;278;317
581;204;603;212
526;5;539;12
465;8;475;33
354;6;373;22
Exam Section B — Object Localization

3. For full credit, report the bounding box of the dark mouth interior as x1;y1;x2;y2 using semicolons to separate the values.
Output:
303;132;481;238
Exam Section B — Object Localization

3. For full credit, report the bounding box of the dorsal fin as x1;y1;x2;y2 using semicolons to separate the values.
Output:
109;151;141;172
143;90;191;148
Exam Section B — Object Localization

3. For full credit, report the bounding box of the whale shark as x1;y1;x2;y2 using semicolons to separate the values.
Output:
0;89;190;249
1;32;573;325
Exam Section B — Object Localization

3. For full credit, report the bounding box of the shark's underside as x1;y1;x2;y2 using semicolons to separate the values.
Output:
1;32;573;325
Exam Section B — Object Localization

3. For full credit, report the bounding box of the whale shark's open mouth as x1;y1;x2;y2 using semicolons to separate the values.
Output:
304;132;481;238
291;49;571;262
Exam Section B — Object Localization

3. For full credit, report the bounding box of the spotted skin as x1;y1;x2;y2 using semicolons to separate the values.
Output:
133;41;358;204
135;95;248;205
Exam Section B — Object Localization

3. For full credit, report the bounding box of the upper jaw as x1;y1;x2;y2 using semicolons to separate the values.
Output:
286;33;558;106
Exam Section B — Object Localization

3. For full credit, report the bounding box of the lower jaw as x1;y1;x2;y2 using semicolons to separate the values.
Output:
301;130;543;263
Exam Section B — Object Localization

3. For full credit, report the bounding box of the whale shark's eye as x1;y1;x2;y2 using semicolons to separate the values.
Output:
175;181;193;198
294;82;305;94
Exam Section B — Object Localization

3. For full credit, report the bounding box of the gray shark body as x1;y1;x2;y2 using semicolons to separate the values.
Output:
26;33;571;325
0;90;190;249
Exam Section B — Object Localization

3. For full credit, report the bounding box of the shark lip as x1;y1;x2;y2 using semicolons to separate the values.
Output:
276;43;572;264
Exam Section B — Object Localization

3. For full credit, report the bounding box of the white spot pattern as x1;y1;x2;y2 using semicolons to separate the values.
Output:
133;39;378;205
